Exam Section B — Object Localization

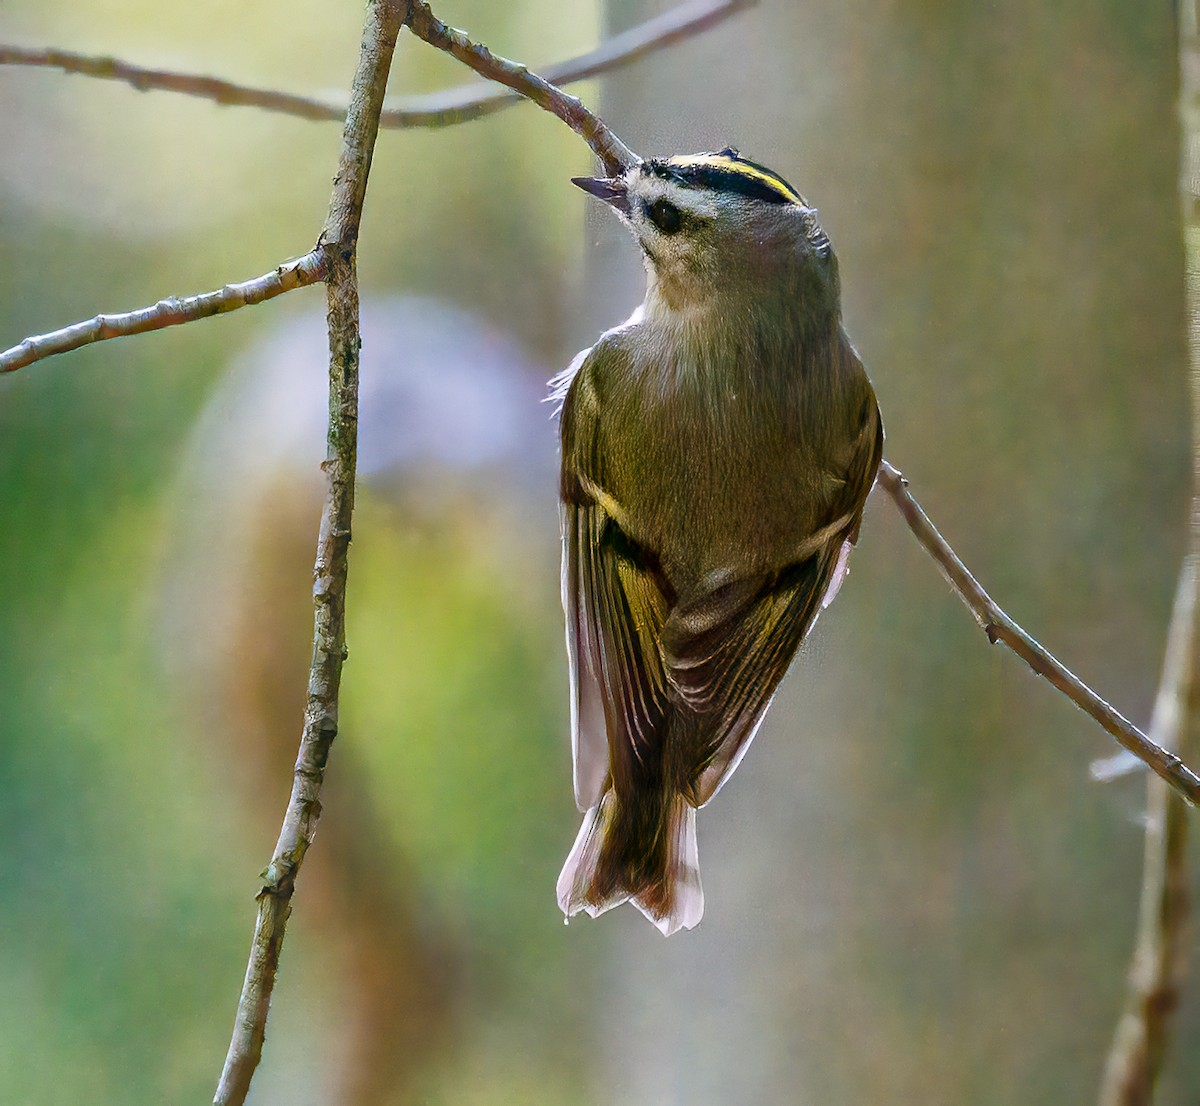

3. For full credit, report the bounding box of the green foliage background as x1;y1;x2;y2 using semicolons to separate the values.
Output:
0;0;1195;1103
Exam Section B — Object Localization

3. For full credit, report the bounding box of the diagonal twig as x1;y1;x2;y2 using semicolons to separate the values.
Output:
877;460;1200;806
0;251;326;374
404;0;638;176
0;0;752;132
211;1;406;1103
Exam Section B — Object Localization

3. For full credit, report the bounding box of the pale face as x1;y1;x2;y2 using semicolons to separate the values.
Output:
620;168;723;289
618;162;824;314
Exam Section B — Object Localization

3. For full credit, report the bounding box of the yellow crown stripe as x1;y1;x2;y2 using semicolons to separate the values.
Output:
665;154;803;204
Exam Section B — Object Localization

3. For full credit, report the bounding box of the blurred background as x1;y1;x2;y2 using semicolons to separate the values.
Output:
0;0;1194;1102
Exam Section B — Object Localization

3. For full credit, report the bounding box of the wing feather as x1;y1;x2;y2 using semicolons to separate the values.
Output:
559;345;673;809
563;499;672;806
669;394;884;806
561;503;609;810
665;555;833;806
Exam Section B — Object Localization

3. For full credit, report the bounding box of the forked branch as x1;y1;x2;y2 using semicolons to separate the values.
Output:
0;0;649;377
212;1;405;1102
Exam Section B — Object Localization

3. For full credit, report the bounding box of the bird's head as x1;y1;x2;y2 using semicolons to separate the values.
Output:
573;149;838;318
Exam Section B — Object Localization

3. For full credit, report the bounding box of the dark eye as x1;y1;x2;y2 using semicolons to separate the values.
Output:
646;198;682;234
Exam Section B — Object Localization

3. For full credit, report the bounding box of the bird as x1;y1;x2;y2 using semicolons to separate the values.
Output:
552;149;883;936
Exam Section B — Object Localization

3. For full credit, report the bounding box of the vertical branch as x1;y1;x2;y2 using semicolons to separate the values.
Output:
1097;5;1200;1101
212;2;407;1104
1098;562;1196;1106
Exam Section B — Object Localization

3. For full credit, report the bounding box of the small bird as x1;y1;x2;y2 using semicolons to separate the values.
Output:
553;150;883;936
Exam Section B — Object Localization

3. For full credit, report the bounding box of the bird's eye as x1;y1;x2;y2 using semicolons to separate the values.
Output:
646;198;682;234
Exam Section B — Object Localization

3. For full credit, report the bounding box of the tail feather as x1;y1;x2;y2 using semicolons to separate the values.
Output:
556;789;703;936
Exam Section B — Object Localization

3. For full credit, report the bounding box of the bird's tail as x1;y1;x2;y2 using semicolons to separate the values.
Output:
556;786;703;936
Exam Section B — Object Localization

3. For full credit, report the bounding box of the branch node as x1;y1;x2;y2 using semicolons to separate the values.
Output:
259;860;296;895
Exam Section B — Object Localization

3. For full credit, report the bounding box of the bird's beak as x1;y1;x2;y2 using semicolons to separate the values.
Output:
571;176;631;217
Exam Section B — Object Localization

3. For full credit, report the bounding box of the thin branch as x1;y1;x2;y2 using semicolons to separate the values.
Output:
212;1;406;1103
876;460;1200;806
0;0;752;132
1098;559;1195;1106
0;0;731;378
0;45;347;122
0;251;326;374
388;0;752;128
404;0;638;176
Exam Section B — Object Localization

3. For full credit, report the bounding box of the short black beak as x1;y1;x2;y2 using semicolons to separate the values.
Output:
571;176;631;216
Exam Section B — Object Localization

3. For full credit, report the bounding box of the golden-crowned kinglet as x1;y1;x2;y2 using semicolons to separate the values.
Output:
553;150;883;936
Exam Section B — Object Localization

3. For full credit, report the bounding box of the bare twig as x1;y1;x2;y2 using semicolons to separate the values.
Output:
0;251;326;374
388;0;751;128
876;460;1200;805
211;2;406;1103
0;0;672;376
0;45;347;122
0;0;752;132
0;0;719;377
1098;560;1195;1106
405;0;638;176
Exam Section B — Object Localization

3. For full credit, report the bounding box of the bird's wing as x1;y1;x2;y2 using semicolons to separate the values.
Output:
562;497;674;809
673;393;884;807
560;498;610;811
665;554;834;806
559;349;673;811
